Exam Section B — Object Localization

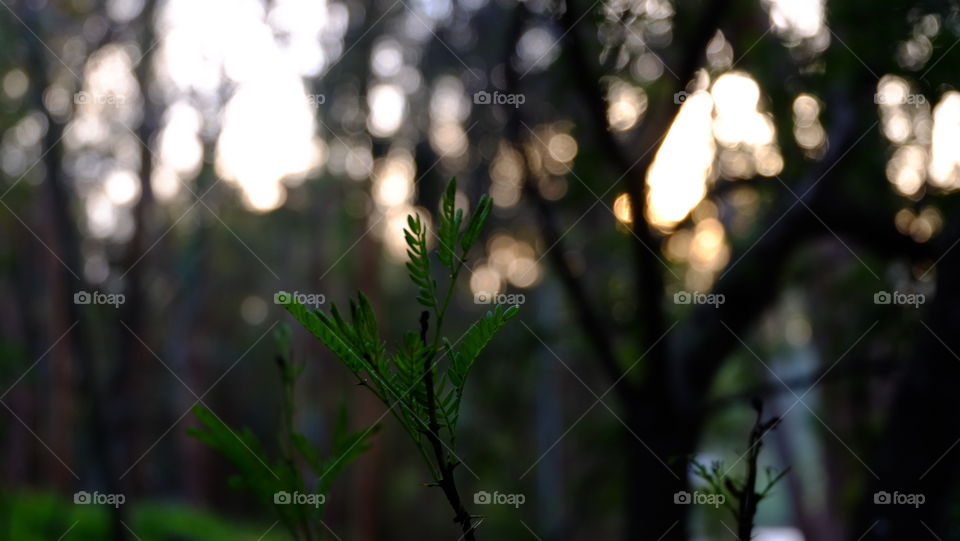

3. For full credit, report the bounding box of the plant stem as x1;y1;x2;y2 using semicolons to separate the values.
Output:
738;401;765;541
429;259;465;443
431;263;462;351
419;311;477;540
277;356;315;541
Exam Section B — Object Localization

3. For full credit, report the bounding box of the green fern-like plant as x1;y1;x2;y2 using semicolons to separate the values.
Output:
190;323;379;541
279;177;516;540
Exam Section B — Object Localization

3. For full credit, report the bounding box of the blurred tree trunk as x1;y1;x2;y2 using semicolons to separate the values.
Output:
857;228;960;539
312;5;389;536
113;0;159;498
533;284;567;541
624;395;690;540
351;221;384;541
807;249;867;541
170;162;215;503
4;213;43;486
19;4;128;538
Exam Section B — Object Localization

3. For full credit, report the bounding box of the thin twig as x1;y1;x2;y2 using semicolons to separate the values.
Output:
419;311;477;540
503;5;630;399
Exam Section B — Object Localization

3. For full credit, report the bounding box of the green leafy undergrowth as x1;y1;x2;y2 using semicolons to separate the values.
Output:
190;323;378;540
0;490;289;540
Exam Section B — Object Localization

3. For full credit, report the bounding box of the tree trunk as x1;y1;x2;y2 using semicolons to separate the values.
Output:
856;228;960;539
624;398;691;541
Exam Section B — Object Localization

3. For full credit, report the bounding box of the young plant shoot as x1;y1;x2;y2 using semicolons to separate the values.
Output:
279;178;518;540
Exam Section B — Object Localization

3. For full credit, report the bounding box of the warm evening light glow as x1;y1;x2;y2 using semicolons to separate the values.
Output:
607;80;648;131
688;217;729;272
548;133;578;163
887;145;927;196
429;76;469;159
490;143;524;208
372;151;416;208
105;169;141;206
877;76;959;198
368;83;407;137
895;206;943;243
379;205;433;262
470;264;503;298
878;76;917;144
158;102;204;180
766;0;824;39
467;233;543;295
645;90;716;229
63;43;141;242
712;72;782;178
642;72;782;230
792;93;825;151
157;0;346;212
215;75;321;212
712;77;772;146
929;91;960;189
613;192;633;224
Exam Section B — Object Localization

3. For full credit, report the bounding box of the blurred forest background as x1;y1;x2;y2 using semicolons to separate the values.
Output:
1;0;960;539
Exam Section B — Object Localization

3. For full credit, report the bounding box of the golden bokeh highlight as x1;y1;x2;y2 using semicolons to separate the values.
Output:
613;192;633;224
646;89;716;229
469;233;543;298
607;79;648;132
